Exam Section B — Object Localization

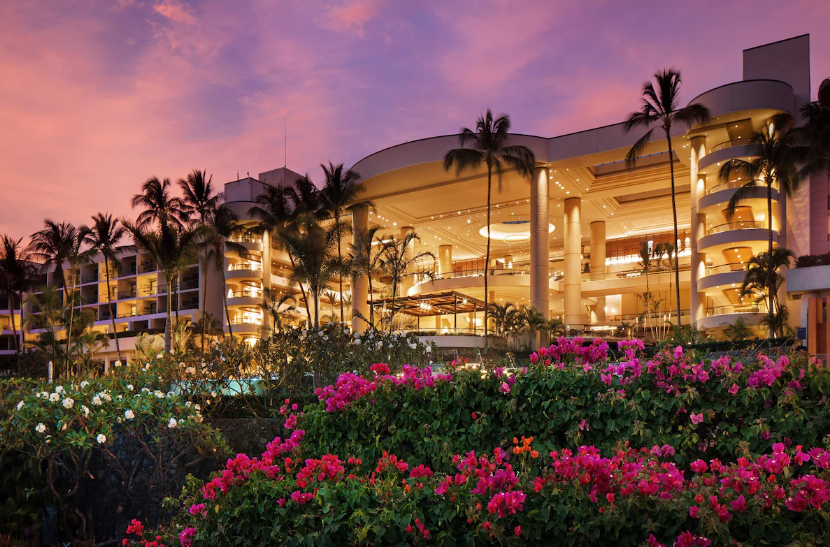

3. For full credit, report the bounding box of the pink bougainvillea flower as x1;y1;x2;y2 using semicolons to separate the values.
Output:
690;413;704;425
514;525;522;537
728;384;739;395
498;382;511;394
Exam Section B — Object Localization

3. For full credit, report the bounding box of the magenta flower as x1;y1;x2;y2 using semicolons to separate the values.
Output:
690;413;703;425
498;382;511;394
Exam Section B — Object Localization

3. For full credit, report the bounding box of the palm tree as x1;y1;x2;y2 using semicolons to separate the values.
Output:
490;302;517;338
180;169;223;342
720;114;809;335
723;317;753;342
318;162;374;324
739;248;795;337
249;183;313;323
380;232;435;333
131;176;188;229
82;213;128;363
546;316;566;342
260;289;296;333
65;231;95;370
0;235;38;361
201;206;244;348
29;220;77;296
444;110;536;349
800;78;830;173
625;69;711;327
349;224;387;329
276;219;338;329
124;221;204;352
179;169;223;225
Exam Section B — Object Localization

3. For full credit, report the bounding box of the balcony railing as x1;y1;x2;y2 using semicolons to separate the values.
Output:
709;139;750;153
228;262;263;271
81;274;98;284
706;304;766;317
230;289;263;298
118;310;138;318
117;290;137;300
179;278;199;291
229;317;263;325
707;179;777;195
706;221;766;236
232;235;262;243
705;263;749;275
179;302;199;311
139;262;156;274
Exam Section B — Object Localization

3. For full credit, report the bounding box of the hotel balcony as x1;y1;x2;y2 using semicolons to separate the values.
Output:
226;262;263;281
227;288;263;308
225;316;263;334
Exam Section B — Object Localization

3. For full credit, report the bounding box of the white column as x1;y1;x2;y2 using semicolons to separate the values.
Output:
400;226;415;295
530;168;550;319
690;136;707;326
564;197;582;327
351;207;370;332
590;221;606;324
438;245;452;278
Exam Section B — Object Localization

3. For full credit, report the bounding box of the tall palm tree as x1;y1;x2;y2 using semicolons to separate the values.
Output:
0;235;38;361
624;69;711;327
179;169;223;225
349;224;387;329
444;110;536;348
29;220;77;296
131;176;188;229
249;183;313;323
739;248;795;337
82;213;129;363
260;289;296;333
380;232;435;333
290;175;325;221
719;113;809;335
490;301;517;338
204;206;246;343
318;162;374;323
800;78;830;172
65;230;95;371
276;219;338;329
124;221;204;352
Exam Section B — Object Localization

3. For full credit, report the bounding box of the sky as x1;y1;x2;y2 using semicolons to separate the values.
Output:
1;0;829;239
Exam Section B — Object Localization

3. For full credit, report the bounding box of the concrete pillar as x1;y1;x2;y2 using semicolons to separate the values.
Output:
530;168;550;319
351;207;370;332
400;226;415;295
590;221;606;324
438;245;452;278
690;137;707;327
564;197;582;327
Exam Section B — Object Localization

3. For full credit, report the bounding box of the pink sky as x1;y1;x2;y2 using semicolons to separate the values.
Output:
1;0;828;239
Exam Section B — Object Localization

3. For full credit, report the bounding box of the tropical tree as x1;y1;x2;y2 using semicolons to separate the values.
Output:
380;232;435;333
276;220;338;330
82;213;129;363
124;221;204;352
260;289;296;333
0;235;38;361
24;285;69;375
719;113;809;336
490;302;517;338
180;169;223;343
545;316;566;342
349;224;387;329
800;78;830;172
318;162;373;323
249;183;313;324
131;176;188;229
444;110;536;349
625;69;711;327
723;317;753;342
64;231;95;371
201;206;245;348
179;169;223;225
29;220;77;295
739;248;795;337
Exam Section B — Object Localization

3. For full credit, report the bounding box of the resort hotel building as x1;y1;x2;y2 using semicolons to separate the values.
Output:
2;34;830;366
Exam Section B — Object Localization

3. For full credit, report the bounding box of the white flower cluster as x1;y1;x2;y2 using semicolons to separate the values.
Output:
124;410;135;420
62;397;74;409
35;423;46;434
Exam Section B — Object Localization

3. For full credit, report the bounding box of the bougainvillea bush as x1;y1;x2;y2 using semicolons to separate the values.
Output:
0;365;229;542
302;339;830;470
125;339;830;545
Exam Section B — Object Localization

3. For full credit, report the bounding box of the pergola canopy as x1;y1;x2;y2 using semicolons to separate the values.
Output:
370;291;487;317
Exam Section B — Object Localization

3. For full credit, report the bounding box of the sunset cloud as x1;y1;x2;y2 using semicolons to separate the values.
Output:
0;0;828;240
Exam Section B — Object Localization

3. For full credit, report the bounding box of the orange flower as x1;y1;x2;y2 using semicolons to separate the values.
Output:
530;450;539;458
512;437;519;445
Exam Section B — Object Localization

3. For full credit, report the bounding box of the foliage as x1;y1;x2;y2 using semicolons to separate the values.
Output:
796;253;830;268
723;317;754;342
127;339;830;546
0;366;228;542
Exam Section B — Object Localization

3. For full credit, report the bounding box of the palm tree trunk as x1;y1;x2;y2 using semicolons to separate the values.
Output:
767;182;775;339
200;250;207;355
104;257;122;363
164;278;173;353
336;212;344;324
174;273;180;324
666;133;683;329
390;276;397;333
10;291;20;368
287;254;312;327
313;290;320;328
368;275;375;328
484;168;492;350
67;272;77;376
